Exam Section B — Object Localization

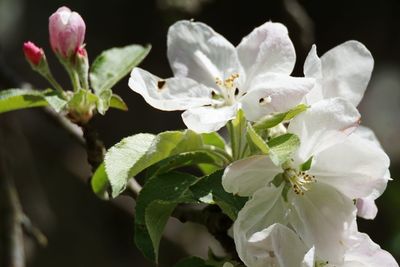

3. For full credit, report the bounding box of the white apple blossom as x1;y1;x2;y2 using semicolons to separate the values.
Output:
242;222;398;267
129;20;314;133
303;42;390;220
223;98;392;265
241;223;314;267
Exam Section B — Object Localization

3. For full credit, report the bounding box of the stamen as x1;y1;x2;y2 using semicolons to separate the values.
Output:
285;169;316;195
224;73;239;89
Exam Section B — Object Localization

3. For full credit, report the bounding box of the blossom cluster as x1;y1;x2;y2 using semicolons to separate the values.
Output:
128;20;398;266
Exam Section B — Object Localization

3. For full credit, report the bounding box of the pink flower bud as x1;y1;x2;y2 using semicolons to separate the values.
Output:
77;45;88;58
23;41;45;65
49;6;86;58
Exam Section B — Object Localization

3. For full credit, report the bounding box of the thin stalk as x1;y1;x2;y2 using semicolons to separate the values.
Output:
202;145;233;165
43;73;64;94
226;121;238;160
68;68;81;92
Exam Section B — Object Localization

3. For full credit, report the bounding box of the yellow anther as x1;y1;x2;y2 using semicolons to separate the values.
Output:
215;73;239;89
285;169;316;195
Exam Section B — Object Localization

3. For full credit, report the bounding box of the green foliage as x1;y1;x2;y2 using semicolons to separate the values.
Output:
267;133;300;166
201;132;226;149
300;156;313;171
109;94;128;111
0;88;66;114
92;130;231;198
190;170;247;220
246;122;269;155
134;172;198;262
146;151;220;178
91;163;109;199
253;104;308;132
89;44;151;114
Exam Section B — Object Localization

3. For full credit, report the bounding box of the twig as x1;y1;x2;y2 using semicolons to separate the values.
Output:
21;215;48;247
80;121;106;174
0;158;25;267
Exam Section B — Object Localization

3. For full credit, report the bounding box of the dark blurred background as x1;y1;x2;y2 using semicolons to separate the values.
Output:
0;0;399;266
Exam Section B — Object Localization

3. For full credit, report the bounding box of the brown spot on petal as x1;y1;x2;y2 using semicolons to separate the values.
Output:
157;80;166;90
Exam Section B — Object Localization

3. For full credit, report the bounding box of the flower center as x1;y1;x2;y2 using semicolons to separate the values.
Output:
213;73;240;106
283;168;316;195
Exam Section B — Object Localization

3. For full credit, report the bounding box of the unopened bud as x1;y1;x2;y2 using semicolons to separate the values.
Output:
22;41;64;93
49;6;86;58
23;41;45;66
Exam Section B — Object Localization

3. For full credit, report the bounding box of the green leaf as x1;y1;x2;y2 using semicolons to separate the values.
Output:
109;94;128;111
198;132;227;175
147;151;220;178
253;104;309;132
89;44;151;114
246;123;269;155
174;257;214;267
0;88;66;114
43;91;68;112
145;200;176;262
190;170;247;220
105;130;206;198
299;156;313;171
135;172;198;261
201;132;226;149
268;133;300;166
91;163;110;199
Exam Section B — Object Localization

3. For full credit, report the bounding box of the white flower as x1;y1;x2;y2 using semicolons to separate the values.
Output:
303;42;390;220
303;41;374;106
243;222;398;267
223;98;391;265
129;20;314;133
241;223;314;267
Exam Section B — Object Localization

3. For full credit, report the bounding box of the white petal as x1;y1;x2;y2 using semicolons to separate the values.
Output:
240;74;314;121
311;133;390;199
304;45;322;79
343;232;398;267
167;20;241;89
181;105;237;133
301;247;316;267
237;21;296;82
289;182;357;265
245;223;309;267
356;196;378;220
303;45;323;104
305;41;374;106
222;155;280;196
234;185;288;267
288;98;360;162
354;125;383;149
129;68;214;111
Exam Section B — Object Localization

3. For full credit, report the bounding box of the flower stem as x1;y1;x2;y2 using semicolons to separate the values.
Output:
202;145;234;165
43;72;64;94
